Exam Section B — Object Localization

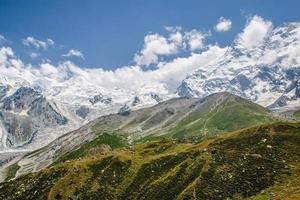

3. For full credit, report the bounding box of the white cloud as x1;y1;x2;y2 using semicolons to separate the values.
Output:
0;47;30;85
281;43;300;67
62;49;84;59
134;33;180;66
3;17;300;98
236;15;272;49
150;45;227;89
134;27;211;66
164;26;182;32
0;34;10;45
0;47;14;66
29;52;40;59
184;30;208;51
22;37;54;50
54;45;227;91
169;31;183;46
214;17;232;32
39;63;59;77
0;44;226;93
0;47;24;71
260;49;278;65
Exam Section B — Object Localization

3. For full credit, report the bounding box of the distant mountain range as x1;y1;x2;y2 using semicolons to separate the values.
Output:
0;92;279;180
1;22;300;152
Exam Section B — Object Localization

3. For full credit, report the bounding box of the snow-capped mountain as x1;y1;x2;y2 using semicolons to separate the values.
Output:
177;22;300;108
1;20;300;152
0;50;173;151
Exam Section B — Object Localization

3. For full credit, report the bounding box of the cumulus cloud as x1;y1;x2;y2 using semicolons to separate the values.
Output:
134;27;210;66
236;15;273;49
46;45;226;91
134;33;180;66
22;37;54;50
0;46;14;66
62;49;84;59
184;30;208;51
0;47;32;85
3;15;300;97
150;45;227;89
214;17;232;32
39;63;59;77
0;44;227;95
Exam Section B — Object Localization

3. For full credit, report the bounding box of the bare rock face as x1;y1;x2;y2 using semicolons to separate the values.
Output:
151;93;162;103
131;96;141;106
118;104;131;116
1;87;41;112
89;94;112;105
76;106;90;119
0;87;67;148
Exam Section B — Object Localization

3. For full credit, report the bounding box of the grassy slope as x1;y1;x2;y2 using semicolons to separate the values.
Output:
4;163;20;181
168;95;274;140
294;109;300;118
55;133;128;163
2;93;278;185
1;122;300;200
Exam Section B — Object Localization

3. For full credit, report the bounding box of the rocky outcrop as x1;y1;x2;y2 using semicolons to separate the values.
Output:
131;96;141;106
89;94;112;105
118;104;131;116
0;87;67;148
76;106;90;119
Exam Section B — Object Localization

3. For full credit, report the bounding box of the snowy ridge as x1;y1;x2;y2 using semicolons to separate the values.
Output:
177;22;300;108
0;54;174;151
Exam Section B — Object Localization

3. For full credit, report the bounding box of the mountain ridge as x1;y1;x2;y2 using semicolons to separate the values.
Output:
177;22;300;109
2;92;276;180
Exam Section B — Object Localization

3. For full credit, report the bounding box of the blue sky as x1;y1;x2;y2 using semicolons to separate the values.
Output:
0;0;300;69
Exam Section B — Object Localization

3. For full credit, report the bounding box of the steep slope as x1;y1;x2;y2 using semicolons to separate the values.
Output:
0;50;173;150
177;22;300;108
1;122;300;200
7;93;276;179
0;87;67;149
167;93;274;139
93;92;274;141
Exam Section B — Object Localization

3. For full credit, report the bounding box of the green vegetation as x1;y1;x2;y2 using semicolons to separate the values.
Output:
4;163;20;181
90;94;276;144
1;122;300;200
56;133;128;163
168;95;274;139
294;109;300;118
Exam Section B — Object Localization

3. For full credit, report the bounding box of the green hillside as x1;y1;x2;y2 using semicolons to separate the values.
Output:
3;93;277;181
294;109;300;118
1;122;300;200
91;92;275;142
168;94;274;139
